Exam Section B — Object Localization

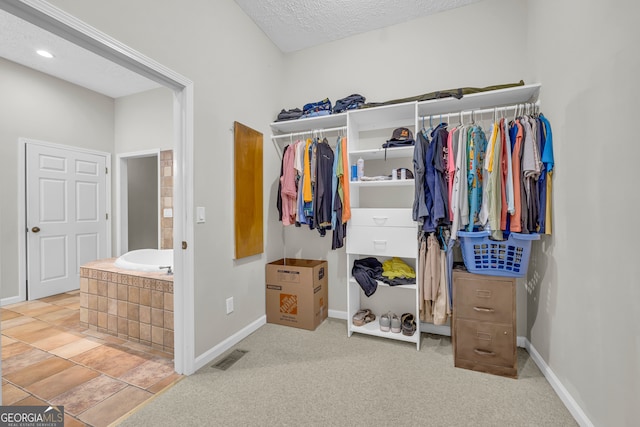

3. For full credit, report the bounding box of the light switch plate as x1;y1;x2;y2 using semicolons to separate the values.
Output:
163;208;173;218
196;207;205;223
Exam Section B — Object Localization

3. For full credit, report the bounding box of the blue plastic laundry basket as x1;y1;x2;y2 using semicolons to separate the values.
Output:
457;231;540;278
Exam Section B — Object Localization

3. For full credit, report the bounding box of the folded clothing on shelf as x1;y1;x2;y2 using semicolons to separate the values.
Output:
275;108;303;122
333;94;366;113
301;98;332;118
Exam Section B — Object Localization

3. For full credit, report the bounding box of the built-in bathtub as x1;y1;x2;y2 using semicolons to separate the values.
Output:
80;249;174;355
115;248;173;273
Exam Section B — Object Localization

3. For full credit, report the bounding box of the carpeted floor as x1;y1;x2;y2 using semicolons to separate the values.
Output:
119;318;577;426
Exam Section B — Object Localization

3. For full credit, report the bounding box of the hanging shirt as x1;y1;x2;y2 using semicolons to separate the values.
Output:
280;143;298;225
331;136;340;230
303;138;313;202
488;121;503;240
413;130;429;222
446;127;458;221
539;114;554;234
313;139;334;234
509;120;524;232
479;122;498;228
340;136;351;223
467;125;487;231
450;125;469;240
423;123;449;232
499;118;510;231
504;119;515;216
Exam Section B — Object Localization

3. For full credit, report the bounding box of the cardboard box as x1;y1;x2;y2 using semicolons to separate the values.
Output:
265;258;328;331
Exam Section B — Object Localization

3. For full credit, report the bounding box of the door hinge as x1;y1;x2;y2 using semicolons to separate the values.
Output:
106;213;109;220
182;241;188;250
105;167;108;174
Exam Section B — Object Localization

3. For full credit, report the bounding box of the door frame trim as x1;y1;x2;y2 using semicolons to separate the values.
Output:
4;0;195;375
20;138;112;301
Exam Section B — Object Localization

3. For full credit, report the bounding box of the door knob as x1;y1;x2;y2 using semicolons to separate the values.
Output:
31;226;40;233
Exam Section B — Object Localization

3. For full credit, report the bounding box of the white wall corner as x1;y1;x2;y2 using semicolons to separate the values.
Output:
523;338;594;427
193;315;266;373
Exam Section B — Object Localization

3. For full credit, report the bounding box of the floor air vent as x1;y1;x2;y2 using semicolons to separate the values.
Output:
212;349;248;371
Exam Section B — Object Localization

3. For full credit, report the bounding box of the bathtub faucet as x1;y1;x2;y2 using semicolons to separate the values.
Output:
159;266;173;275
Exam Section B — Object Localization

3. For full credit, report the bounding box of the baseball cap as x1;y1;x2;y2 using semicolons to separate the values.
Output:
387;127;414;142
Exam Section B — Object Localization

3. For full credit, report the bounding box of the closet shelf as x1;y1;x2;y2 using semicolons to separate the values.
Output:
416;83;541;117
350;319;419;344
350;179;414;187
270;112;347;134
348;102;417;132
349;146;414;160
350;278;417;291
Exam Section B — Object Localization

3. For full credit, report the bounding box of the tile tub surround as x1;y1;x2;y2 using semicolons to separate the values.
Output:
80;259;174;355
160;149;173;250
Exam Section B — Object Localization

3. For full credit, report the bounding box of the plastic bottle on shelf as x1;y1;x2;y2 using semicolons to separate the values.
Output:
357;157;364;181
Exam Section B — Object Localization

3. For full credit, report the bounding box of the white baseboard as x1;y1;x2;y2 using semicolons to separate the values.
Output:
193;315;266;373
523;338;594;427
1;296;24;307
328;309;347;320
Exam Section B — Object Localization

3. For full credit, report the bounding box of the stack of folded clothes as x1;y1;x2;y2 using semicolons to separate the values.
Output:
333;94;365;113
275;108;303;122
274;93;367;122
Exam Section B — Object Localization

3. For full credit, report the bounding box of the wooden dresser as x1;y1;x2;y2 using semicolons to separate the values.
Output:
452;269;517;378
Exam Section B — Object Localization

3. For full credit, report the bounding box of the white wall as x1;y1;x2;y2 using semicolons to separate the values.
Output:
114;88;173;153
48;0;285;357
0;58;114;301
280;0;532;332
525;0;640;424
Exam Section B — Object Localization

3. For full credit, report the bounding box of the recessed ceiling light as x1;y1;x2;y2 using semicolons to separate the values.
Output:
36;49;54;59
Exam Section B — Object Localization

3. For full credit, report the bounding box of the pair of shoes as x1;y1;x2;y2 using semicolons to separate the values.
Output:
352;309;375;327
380;312;401;333
401;313;416;336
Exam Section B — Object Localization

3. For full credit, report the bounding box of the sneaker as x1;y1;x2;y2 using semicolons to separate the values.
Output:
379;312;391;332
390;313;401;333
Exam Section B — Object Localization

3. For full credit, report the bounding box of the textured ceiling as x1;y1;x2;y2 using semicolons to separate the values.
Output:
233;0;484;52
1;1;483;97
0;9;160;98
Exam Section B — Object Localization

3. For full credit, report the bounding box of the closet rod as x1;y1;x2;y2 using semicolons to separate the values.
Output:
419;100;541;121
270;125;347;140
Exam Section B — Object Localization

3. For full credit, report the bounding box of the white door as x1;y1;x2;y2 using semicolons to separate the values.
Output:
26;142;108;300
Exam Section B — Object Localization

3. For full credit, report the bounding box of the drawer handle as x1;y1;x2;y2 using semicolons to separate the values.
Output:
373;240;387;247
475;290;492;298
473;306;495;313
474;348;496;356
372;216;388;225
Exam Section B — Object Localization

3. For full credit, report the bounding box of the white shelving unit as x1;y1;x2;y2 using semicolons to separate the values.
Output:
345;100;421;349
269;83;542;350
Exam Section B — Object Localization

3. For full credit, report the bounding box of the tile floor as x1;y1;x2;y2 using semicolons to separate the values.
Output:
1;291;182;426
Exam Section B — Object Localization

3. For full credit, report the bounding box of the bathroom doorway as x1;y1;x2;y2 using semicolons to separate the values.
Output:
2;2;195;375
117;151;161;254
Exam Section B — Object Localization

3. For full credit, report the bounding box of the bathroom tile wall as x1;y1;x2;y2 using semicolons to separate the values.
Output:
160;150;173;250
80;261;174;355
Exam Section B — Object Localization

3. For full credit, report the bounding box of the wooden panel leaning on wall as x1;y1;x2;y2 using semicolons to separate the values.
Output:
234;121;263;259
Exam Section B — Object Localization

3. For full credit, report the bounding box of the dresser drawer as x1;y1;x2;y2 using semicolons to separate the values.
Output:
350;208;415;228
453;273;514;324
454;319;515;368
347;226;416;258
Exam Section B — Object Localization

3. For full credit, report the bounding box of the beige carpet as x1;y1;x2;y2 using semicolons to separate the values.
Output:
119;318;576;426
